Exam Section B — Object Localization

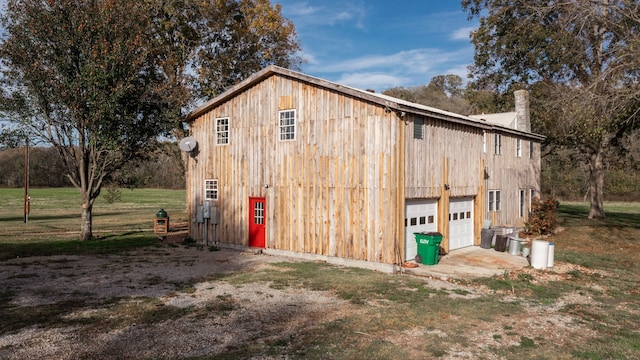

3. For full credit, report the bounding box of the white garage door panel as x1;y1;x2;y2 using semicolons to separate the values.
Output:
405;199;438;261
449;197;474;250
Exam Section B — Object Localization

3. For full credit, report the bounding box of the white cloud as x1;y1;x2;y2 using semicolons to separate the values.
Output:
284;2;321;16
305;47;474;91
312;48;468;74
335;72;410;90
450;26;475;41
281;1;366;28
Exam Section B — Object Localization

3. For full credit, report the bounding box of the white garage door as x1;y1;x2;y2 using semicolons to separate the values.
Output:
449;197;474;250
405;199;438;261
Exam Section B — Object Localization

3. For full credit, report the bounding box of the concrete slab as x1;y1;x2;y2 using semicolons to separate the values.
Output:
402;246;530;281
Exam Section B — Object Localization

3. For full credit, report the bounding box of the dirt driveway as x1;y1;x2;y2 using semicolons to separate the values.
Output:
0;244;608;359
1;246;354;359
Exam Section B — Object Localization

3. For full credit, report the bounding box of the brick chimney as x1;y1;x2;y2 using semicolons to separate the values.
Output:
514;90;530;132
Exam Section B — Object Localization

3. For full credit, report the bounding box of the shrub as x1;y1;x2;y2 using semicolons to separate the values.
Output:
524;197;559;235
104;187;122;204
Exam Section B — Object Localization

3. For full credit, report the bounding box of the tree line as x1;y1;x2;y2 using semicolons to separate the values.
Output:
0;141;185;190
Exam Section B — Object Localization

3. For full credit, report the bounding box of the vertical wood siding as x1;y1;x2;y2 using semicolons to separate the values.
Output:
187;75;402;264
404;115;484;250
483;132;541;227
186;71;542;263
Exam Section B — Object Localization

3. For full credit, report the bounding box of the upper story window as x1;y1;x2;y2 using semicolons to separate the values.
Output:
529;141;534;159
483;132;487;153
279;109;296;141
205;179;218;201
488;190;501;211
413;118;424;139
516;138;522;158
216;117;229;145
494;134;502;155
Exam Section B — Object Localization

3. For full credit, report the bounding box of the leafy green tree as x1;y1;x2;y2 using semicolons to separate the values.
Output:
463;0;640;219
383;74;472;114
0;0;301;240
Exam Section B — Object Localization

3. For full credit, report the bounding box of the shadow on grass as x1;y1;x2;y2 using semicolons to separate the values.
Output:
0;293;91;335
558;203;640;229
0;235;158;261
2;211;137;223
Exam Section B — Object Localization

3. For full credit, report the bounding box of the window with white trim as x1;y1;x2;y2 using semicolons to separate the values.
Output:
205;179;218;200
516;138;522;158
413;118;424;139
529;141;534;159
279;109;296;141
216;117;229;145
519;189;526;217
530;188;536;212
488;190;501;211
494;134;502;154
483;131;487;153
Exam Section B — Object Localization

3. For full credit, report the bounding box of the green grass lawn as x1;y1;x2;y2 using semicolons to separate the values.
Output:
0;187;187;243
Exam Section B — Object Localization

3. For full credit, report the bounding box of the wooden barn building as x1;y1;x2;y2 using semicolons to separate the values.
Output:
183;66;544;272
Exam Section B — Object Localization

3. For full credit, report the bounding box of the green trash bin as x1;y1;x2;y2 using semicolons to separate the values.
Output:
414;232;443;265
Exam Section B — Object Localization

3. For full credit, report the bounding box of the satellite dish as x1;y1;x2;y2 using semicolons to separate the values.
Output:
179;136;198;152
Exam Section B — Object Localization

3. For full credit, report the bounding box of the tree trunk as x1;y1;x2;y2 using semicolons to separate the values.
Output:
587;147;606;219
80;199;93;240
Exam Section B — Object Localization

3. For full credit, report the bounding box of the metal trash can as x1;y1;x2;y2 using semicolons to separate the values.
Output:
414;232;443;265
481;228;493;249
508;237;523;255
494;235;508;252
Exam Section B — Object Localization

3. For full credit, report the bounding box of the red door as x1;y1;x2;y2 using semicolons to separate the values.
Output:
248;197;266;248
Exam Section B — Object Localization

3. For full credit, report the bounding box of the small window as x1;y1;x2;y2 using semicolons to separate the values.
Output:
466;211;471;218
489;190;501;211
254;201;264;225
529;188;536;213
410;218;417;226
279;109;296;141
428;215;434;224
459;212;465;219
205;179;218;201
419;216;426;225
413;118;424;139
494;134;502;155
529;141;534;159
216;117;229;145
453;213;458;220
483;131;487;153
516;138;522;158
519;189;526;217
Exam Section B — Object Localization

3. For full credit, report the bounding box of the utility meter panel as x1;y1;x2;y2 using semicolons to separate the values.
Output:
203;202;211;219
210;206;218;225
196;206;204;223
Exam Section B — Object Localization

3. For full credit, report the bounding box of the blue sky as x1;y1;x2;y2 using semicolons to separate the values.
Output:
276;0;478;92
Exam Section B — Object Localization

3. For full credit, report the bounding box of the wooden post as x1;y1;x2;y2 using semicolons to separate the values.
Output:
24;136;29;224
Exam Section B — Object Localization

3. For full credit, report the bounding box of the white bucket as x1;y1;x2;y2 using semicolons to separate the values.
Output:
531;240;549;269
547;242;555;268
522;247;531;258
